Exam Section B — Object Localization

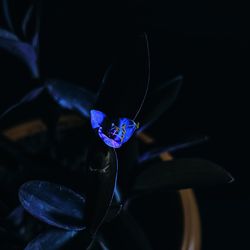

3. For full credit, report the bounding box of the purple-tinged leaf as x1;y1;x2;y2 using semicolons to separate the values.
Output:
19;180;86;230
24;229;78;250
138;76;183;132
46;80;96;118
133;158;234;192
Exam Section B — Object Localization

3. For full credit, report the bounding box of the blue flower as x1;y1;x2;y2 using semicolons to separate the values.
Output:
90;110;139;148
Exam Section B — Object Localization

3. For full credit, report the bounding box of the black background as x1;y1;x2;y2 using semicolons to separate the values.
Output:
1;0;249;249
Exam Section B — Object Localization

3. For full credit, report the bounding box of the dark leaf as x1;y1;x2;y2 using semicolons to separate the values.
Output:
97;236;110;250
86;142;118;235
19;180;86;230
119;212;152;250
102;212;152;250
2;0;15;31
32;32;39;51
0;85;44;119
0;200;8;218
104;185;123;222
0;78;95;120
0;226;22;249
22;4;34;38
6;206;25;227
46;80;96;118
133;158;234;192
138;135;209;163
95;33;149;118
0;33;39;77
21;1;40;51
24;229;78;250
138;76;183;132
96;64;113;99
5;206;45;243
0;28;18;41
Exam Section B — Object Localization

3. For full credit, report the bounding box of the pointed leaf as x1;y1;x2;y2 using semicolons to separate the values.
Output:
138;76;183;132
133;158;234;192
138;135;209;163
6;206;25;227
19;180;86;230
22;5;34;38
86;142;118;235
0;28;19;41
21;2;40;51
95;34;149;118
96;64;113;99
2;0;15;31
46;80;96;118
104;185;123;222
0;36;39;77
0;86;44;119
25;229;78;250
98;236;110;250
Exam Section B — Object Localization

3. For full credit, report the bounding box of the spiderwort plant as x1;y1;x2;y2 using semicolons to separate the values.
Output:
0;1;234;250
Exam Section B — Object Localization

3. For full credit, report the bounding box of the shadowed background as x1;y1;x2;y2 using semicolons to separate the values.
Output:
0;0;249;249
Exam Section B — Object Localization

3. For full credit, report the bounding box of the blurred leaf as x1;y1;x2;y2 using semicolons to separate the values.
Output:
24;229;78;250
95;34;148;118
0;32;39;77
86;142;118;235
104;185;123;222
138;135;209;163
19;180;86;230
0;28;19;41
2;0;15;31
119;212;152;250
4;206;44;243
6;206;25;227
102;212;152;250
21;1;40;51
133;158;234;192
46;80;96;118
96;64;112;99
0;200;8;218
0;226;22;249
0;85;44;119
138;76;183;132
22;4;34;38
97;236;110;250
0;79;96;120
